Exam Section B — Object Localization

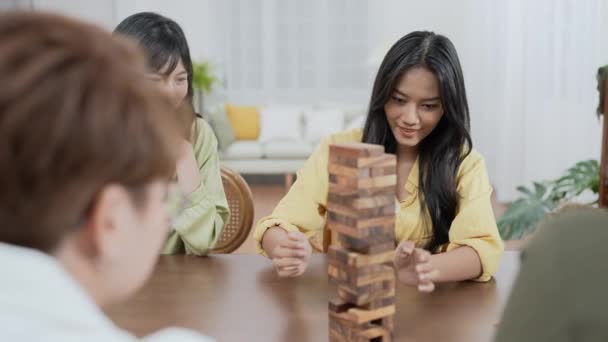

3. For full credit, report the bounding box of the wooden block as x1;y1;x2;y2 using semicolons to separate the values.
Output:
327;215;394;237
326;220;362;238
358;326;392;341
329;182;396;197
333;305;396;325
326;210;395;238
330;153;396;169
329;143;384;168
335;230;397;254
370;165;396;177
329;174;396;191
338;235;395;254
327;201;395;219
356;154;396;169
329;143;384;158
328;261;384;285
330;318;370;342
379;315;394;331
327;211;395;230
328;246;394;267
328;162;396;179
329;318;355;342
331;317;393;342
327;193;395;210
329;297;354;313
358;174;397;189
328;163;371;178
363;297;396;310
337;280;395;306
328;263;394;287
327;221;392;240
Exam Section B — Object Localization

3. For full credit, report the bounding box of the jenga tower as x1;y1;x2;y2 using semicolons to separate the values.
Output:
327;143;397;342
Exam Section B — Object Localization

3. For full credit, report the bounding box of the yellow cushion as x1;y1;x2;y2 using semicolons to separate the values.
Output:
225;103;260;140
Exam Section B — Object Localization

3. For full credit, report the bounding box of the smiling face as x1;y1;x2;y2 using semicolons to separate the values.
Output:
384;66;444;148
145;59;189;109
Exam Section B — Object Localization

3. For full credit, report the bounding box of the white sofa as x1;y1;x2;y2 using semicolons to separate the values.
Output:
220;105;366;188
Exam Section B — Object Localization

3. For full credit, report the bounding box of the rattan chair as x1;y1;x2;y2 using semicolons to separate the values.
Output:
211;166;254;253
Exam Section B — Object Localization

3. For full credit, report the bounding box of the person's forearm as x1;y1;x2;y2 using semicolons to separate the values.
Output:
261;226;289;258
431;246;482;282
176;154;201;194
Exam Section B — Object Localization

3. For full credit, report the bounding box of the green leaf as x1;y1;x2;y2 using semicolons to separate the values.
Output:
498;159;600;240
516;186;533;196
533;182;547;198
192;61;217;93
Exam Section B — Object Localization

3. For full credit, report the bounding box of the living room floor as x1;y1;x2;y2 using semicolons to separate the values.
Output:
231;182;525;254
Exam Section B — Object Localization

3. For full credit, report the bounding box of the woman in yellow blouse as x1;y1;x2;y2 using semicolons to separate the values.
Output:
254;31;504;292
115;13;229;255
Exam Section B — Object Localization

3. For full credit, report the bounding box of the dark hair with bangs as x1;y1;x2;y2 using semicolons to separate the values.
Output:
362;31;472;253
114;12;193;101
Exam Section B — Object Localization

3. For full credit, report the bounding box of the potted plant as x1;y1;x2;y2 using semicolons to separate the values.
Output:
191;61;217;114
498;65;607;239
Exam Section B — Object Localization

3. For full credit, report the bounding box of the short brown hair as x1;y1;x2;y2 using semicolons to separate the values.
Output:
0;12;181;252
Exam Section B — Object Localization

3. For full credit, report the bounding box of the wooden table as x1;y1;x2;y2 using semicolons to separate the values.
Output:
106;252;520;342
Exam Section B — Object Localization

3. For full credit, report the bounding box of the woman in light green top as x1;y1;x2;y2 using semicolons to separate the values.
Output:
115;12;229;255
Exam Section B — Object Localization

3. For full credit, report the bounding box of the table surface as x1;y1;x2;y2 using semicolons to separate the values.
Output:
106;251;520;342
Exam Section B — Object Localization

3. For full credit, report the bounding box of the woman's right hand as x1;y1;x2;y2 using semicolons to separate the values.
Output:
264;227;312;277
393;240;439;292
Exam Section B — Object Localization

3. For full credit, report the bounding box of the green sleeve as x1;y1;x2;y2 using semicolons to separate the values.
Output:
162;119;230;255
494;208;608;342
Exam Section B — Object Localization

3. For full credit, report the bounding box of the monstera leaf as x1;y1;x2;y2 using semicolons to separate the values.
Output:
497;160;600;240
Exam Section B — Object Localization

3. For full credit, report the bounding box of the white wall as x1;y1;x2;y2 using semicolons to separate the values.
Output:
20;0;608;201
114;0;224;63
32;0;116;29
0;0;31;10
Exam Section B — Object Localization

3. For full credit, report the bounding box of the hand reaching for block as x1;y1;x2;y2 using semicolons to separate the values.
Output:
394;240;440;293
270;231;312;278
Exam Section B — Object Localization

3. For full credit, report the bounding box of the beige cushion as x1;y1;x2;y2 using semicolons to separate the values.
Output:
221;141;263;160
263;141;313;159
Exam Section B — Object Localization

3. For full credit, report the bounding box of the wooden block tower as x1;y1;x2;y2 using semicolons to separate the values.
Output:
327;143;397;342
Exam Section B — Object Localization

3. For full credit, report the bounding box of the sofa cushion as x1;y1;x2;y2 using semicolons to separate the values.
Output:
221;141;264;159
225;103;260;140
259;105;304;143
205;104;235;151
303;109;345;145
263;140;313;159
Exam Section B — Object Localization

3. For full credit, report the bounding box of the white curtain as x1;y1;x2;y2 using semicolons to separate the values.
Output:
216;0;375;106
215;0;608;201
22;0;608;201
459;0;607;201
0;0;33;10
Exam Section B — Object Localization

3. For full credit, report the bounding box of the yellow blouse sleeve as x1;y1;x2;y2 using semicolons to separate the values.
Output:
253;129;362;256
446;151;504;281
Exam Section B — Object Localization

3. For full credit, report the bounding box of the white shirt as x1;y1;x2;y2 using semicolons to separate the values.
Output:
0;242;214;342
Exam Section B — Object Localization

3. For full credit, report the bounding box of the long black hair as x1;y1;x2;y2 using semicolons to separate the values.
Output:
114;12;193;101
362;31;472;252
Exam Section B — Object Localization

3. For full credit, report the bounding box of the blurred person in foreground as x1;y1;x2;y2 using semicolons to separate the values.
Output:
0;11;213;342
